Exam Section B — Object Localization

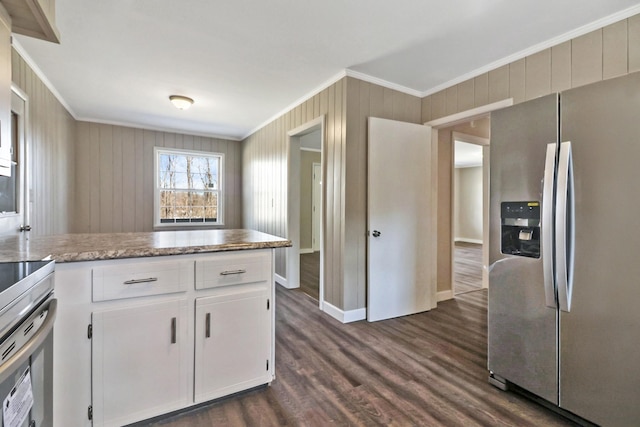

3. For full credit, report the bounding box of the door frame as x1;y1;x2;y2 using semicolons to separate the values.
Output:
0;84;29;236
312;162;321;252
425;99;513;301
286;115;325;309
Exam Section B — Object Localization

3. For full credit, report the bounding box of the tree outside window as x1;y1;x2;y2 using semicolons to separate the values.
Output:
155;148;223;226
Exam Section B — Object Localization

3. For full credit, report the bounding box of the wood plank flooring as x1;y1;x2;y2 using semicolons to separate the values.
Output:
454;242;483;295
141;286;576;427
299;252;320;300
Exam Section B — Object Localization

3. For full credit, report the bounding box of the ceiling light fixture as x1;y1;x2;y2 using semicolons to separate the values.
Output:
169;95;194;110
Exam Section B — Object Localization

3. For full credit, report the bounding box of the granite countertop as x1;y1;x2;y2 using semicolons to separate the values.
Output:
0;229;291;263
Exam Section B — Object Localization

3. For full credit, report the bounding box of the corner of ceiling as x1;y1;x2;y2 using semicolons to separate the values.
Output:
11;38;78;119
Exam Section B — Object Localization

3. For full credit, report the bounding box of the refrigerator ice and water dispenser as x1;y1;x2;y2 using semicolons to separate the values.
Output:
500;201;540;258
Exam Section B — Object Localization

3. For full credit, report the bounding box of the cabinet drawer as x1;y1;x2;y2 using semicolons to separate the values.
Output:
92;260;193;302
195;251;271;290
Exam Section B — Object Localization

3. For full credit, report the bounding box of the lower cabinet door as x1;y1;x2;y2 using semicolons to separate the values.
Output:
194;284;272;403
91;299;190;427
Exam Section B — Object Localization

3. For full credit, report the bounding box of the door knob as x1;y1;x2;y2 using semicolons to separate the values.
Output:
19;225;31;232
372;230;381;238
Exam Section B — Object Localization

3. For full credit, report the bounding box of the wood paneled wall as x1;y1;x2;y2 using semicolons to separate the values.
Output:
12;48;76;236
74;122;242;233
422;18;639;122
243;79;345;305
343;77;422;310
242;77;421;312
424;15;640;295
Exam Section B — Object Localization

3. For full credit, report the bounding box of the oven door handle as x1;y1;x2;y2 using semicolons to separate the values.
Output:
0;298;57;384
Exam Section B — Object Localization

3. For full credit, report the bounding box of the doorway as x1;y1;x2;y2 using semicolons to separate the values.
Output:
287;116;325;308
452;129;489;295
425;99;513;302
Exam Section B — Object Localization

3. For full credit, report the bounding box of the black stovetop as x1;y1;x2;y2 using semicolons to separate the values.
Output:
0;260;52;295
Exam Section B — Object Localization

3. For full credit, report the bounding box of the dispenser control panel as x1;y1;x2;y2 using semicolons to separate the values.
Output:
501;201;540;258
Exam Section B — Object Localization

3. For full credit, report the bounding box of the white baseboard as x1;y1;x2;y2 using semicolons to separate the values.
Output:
437;290;454;302
275;273;299;289
323;301;366;323
299;248;314;254
454;238;483;244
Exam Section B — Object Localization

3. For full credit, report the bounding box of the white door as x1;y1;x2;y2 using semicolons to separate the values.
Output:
367;117;433;322
312;162;321;251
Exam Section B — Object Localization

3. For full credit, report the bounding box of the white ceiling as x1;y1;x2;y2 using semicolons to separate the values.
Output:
13;0;640;141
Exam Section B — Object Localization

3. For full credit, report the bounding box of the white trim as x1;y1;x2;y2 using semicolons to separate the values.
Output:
437;290;454;302
300;147;321;153
422;4;640;97
12;39;76;118
344;69;423;97
76;116;243;142
288;115;325;137
323;301;366;323
275;273;293;288
287;115;326;310
455;238;483;244
299;248;313;254
426;99;513;128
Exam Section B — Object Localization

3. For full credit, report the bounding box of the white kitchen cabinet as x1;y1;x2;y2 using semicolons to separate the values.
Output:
91;298;190;427
52;248;277;427
194;283;272;403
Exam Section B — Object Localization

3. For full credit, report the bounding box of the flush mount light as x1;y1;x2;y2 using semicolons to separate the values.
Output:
169;95;194;110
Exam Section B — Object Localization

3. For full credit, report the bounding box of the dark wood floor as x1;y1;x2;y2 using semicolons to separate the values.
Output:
299;251;320;300
454;242;483;295
143;286;576;427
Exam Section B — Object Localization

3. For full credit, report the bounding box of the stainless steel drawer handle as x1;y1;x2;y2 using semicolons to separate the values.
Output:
170;317;177;344
205;313;211;338
219;269;246;276
123;277;158;285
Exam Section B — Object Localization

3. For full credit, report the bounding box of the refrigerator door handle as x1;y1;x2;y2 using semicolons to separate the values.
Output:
556;141;575;312
542;143;558;308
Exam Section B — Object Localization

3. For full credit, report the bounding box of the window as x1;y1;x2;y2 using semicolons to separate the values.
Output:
154;148;224;227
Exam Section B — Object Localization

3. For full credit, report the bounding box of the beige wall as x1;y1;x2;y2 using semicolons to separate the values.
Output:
74;122;242;233
300;150;320;250
454;167;482;242
12;48;76;236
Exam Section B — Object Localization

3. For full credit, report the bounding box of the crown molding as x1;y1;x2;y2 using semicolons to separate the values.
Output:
74;116;242;141
344;69;424;97
12;38;78;118
421;3;640;97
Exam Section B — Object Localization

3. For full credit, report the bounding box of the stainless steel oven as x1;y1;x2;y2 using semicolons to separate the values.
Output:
0;261;55;427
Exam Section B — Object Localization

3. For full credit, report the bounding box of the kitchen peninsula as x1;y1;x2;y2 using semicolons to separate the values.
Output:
0;229;290;427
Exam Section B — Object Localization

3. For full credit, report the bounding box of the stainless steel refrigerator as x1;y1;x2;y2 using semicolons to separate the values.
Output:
488;71;640;427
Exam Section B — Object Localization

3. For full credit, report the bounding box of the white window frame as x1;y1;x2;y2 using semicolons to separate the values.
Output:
153;147;224;228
